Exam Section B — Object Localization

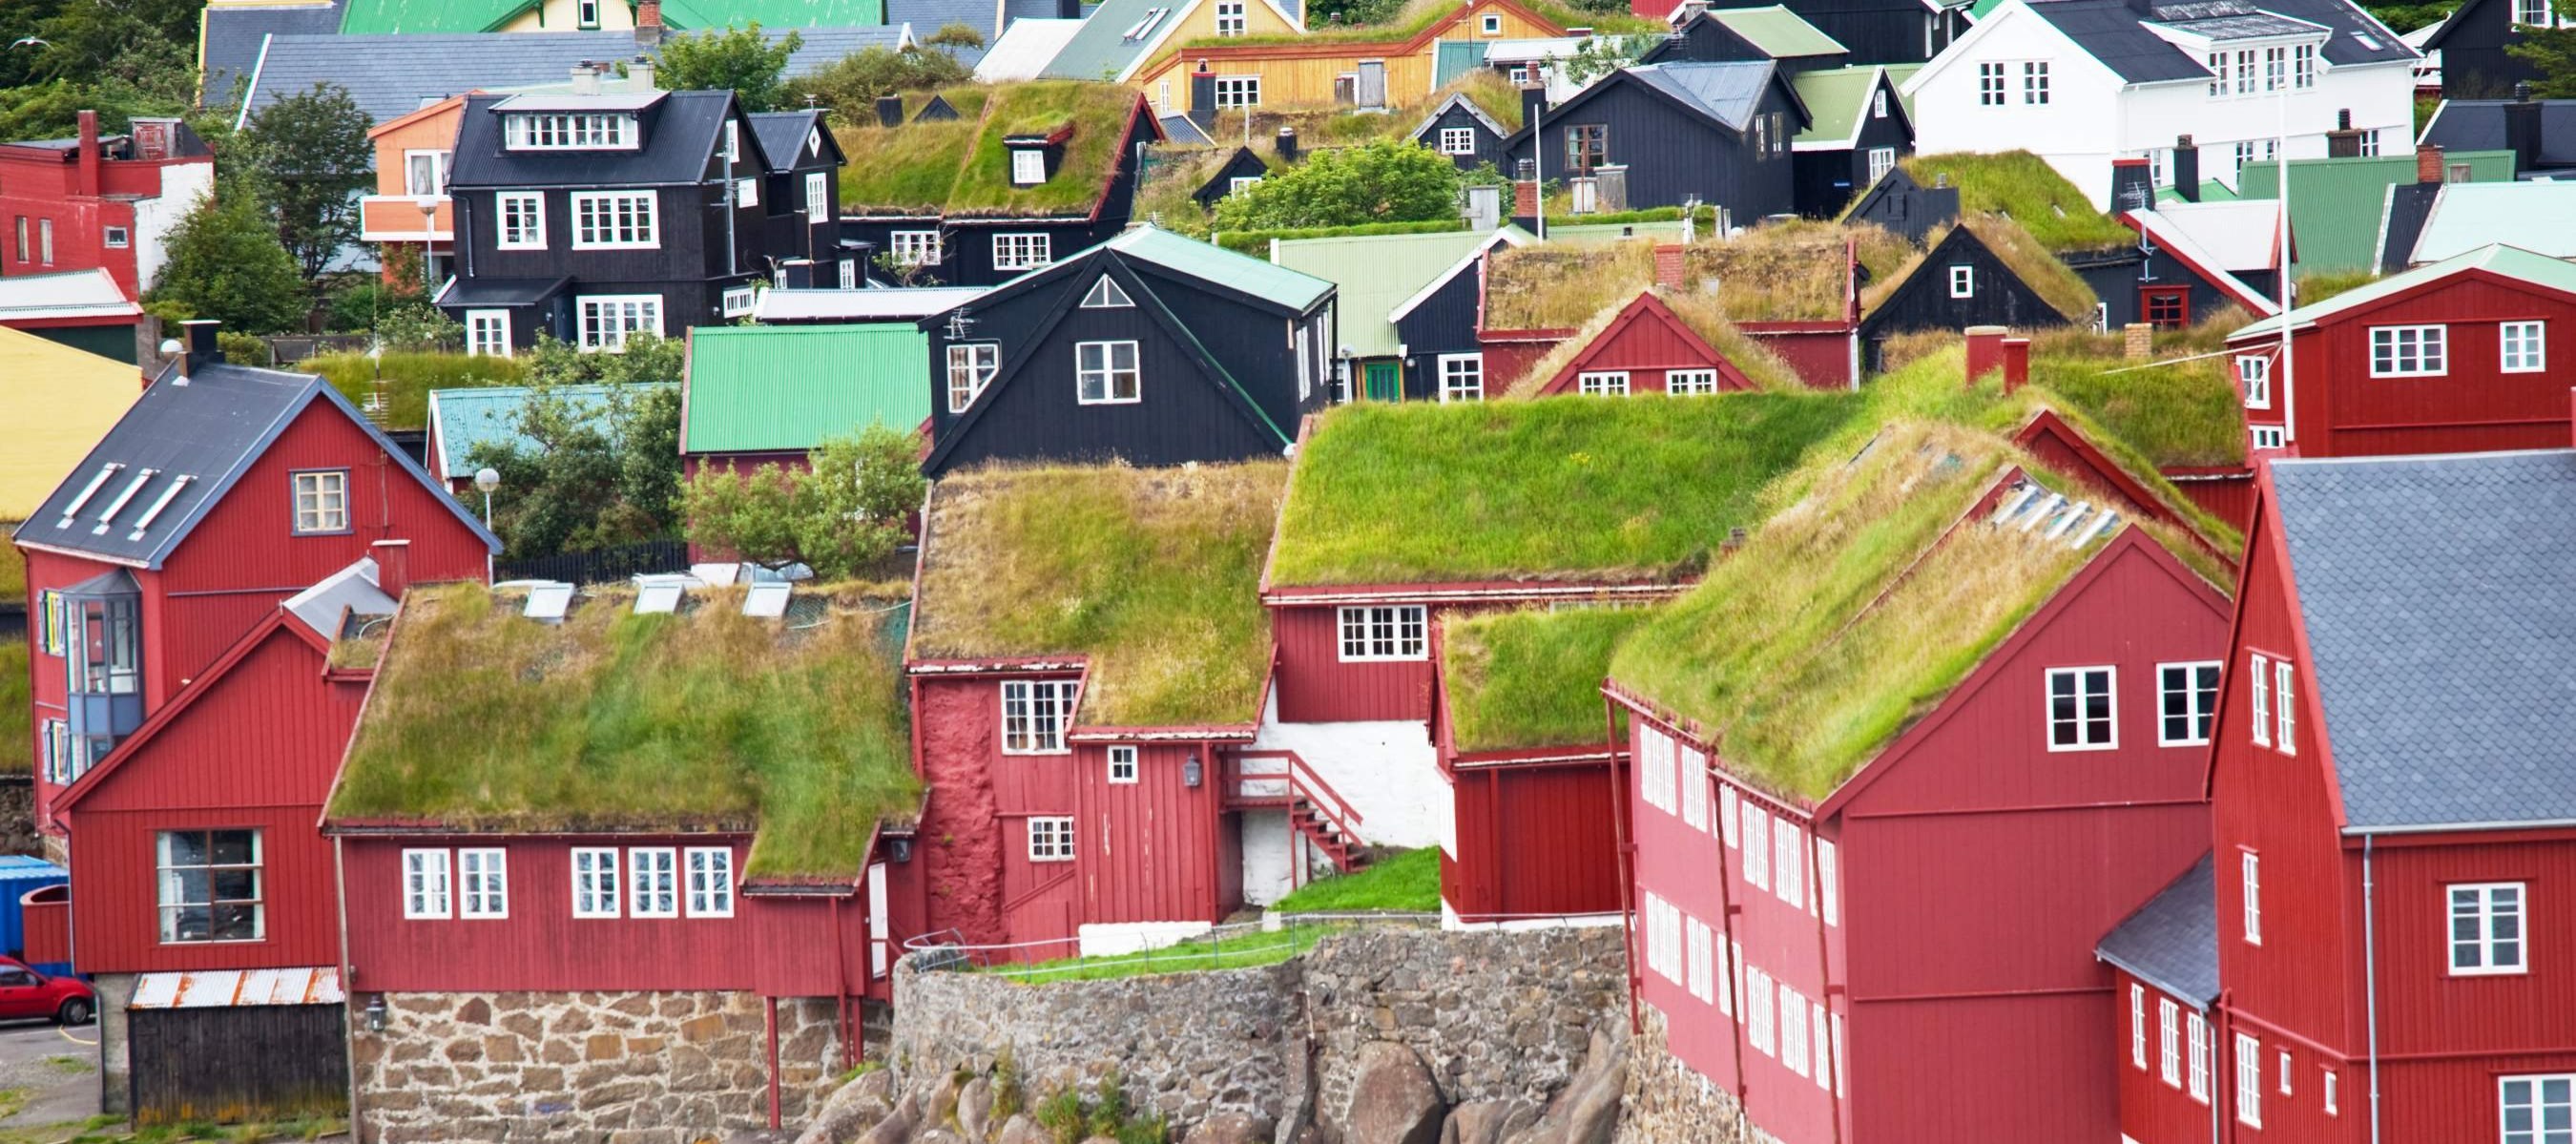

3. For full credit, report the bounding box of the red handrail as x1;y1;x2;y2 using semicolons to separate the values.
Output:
1235;748;1367;844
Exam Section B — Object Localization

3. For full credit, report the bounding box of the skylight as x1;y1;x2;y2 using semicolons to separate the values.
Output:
742;581;792;618
127;474;195;540
1989;479;2121;550
1084;276;1134;308
91;468;158;534
1124;7;1170;40
2351;31;2380;49
524;582;574;622
57;463;124;529
634;582;685;614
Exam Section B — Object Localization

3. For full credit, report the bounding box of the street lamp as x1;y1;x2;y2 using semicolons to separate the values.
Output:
413;194;442;293
474;468;501;581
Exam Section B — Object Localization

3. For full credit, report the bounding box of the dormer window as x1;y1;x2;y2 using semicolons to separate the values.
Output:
1482;10;1502;33
577;0;602;28
504;112;636;151
1011;148;1047;185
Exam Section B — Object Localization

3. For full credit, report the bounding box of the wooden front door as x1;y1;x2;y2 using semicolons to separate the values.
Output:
1363;361;1402;401
1357;61;1387;109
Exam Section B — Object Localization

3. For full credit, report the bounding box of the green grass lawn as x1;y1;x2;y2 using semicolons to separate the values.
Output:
1898;152;2136;252
0;533;22;602
0;644;27;776
978;923;1339;985
1274;846;1440;913
307;352;526;432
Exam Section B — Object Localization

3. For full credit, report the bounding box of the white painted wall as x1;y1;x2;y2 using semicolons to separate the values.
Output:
1076;921;1216;958
1251;692;1449;851
1440;900;1626;932
1241;810;1293;906
135;161;215;294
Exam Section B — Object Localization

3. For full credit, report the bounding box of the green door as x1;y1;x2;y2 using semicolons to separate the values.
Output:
1362;361;1402;402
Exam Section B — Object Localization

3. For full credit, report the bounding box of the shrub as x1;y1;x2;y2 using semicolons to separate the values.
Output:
1214;138;1462;231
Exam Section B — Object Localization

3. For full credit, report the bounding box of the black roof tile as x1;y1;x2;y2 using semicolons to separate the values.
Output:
2098;853;2219;1006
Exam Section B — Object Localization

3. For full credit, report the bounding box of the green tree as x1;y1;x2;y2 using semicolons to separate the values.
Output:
466;374;685;558
680;425;924;579
925;22;986;54
522;329;688;387
654;23;803;112
2508;26;2576;96
781;46;971;125
146;188;309;334
238;83;376;285
1213;138;1464;231
1560;35;1651;85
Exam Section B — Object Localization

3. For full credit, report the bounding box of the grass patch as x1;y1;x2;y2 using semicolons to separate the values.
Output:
2296;267;2379;305
838;83;1145;217
1175;0;1654;48
306;352;527;432
0;533;22;602
1444;606;1648;753
910;462;1286;727
1134;146;1252;236
1212;218;1465;255
2029;352;2247;469
42;1054;92;1075
983;923;1338;984
1269;393;1863;587
1898;152;2135;253
329;584;919;880
1274;845;1440;912
0;645;27;775
1506;292;1808;395
1485;221;1897;329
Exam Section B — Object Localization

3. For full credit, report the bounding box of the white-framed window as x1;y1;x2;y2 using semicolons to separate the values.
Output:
2274;659;2296;755
2208;51;2230;96
457;848;508;918
1108;745;1139;784
1742;802;1771;890
735;177;759;208
1686;916;1714;1002
1507;65;1528;85
2237;354;2271;407
2263;45;2285;91
1949;265;1974;298
1873;89;1889;117
403;847;451;920
1439;127;1477;155
401;149;448;197
2450;883;2526;974
685;846;734;917
571;847;620;918
467;309;511;358
2279;1050;2294;1095
946;343;1000;413
1775;822;1803;909
2251;425;2286;450
1866;146;1897;184
1714;936;1735;1016
1438;354;1483;402
2500;1075;2573;1143
2359;129;2383;156
1813;1003;1834;1092
497;192;546;250
2131;985;2149;1070
293;469;349;534
2189;1011;2212;1103
890;230;942;266
804;171;829;217
1214;76;1260;108
1817;838;1839;926
1730;940;1745;1021
504;112;635;150
576;295;662;353
2160;998;2182;1087
1075;340;1141;404
2369;324;2447;376
723;119;740;162
2294;42;2316;87
839;259;859;289
1779;983;1811;1077
2326;1068;2339;1114
1658;898;1683;983
2249;652;2272;746
2235;1033;2263;1127
1978;62;2006;106
2241;850;2262;945
1638;892;1662;977
722;285;755;317
1482;10;1502;32
1578;371;1629;396
1229;176;1262;196
1000;679;1079;755
2502;321;2547;372
1718;785;1738;847
578;0;603;27
2023;60;2050;103
2159;661;2221;746
2235;49;2257;94
1083;275;1133;308
1010;150;1047;185
1666;369;1718;395
630;847;678;917
1215;0;1247;32
2517;0;2552;21
569;191;657;249
2046;666;2117;751
1679;745;1708;830
1029;817;1076;862
1637;725;1672;813
1746;966;1775;1054
155;829;265;944
993;233;1052;270
1338;604;1427;661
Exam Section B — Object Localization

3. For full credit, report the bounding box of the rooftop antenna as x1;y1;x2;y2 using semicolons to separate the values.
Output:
945;307;976;340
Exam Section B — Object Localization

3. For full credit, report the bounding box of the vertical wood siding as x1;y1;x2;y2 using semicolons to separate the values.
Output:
1499;78;1800;220
2112;970;2223;1144
2289;274;2576;459
1075;742;1233;926
1444;759;1622;920
1741;327;1856;390
1271;604;1435;723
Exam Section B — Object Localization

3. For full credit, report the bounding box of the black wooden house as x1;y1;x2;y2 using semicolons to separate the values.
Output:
1841;166;1959;242
2419;0;2567;98
1410;93;1513;172
747;109;853;287
1497;61;1806;221
917;226;1336;476
438;89;843;353
1787;64;1915;216
1856;217;2097;363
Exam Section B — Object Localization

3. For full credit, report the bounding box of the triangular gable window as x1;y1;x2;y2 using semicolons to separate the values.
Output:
1083;275;1133;308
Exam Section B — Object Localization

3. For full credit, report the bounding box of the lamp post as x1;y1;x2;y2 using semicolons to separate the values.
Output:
413;194;442;293
474;468;501;582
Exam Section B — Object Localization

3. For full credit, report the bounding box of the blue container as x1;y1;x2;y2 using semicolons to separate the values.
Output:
0;856;69;971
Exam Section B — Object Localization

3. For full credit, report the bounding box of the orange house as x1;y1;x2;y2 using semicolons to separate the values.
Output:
1136;0;1570;113
362;96;465;288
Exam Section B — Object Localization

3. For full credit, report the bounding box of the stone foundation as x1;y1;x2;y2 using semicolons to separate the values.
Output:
1613;1005;1750;1144
352;990;841;1144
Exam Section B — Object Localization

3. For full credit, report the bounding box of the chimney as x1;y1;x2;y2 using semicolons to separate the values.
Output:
1189;67;1217;135
180;320;222;376
2109;158;2152;215
2172;135;2199;202
628;53;656;90
1521;81;1548;134
635;0;664;47
74;110;100;198
1276;125;1299;163
2418;142;2446;185
877;94;905;128
2325;108;2363;158
1964;325;2006;385
369;539;413;600
1513;178;1539;222
2504;81;2542;176
2001;337;2030;395
1652;243;1686;291
781;259;816;288
571;61;602;95
2124;322;2153;360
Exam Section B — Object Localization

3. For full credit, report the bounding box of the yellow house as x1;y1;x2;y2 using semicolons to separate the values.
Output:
0;326;141;522
1133;0;1569;113
1003;0;1304;96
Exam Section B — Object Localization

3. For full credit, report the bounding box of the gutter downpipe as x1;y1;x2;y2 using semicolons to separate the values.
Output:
335;836;364;1137
1604;693;1639;1037
2364;834;2382;1144
2211;992;2224;1144
765;996;782;1130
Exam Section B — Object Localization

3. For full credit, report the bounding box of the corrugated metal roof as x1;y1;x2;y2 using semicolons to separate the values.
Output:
1627;61;1776;132
2419;98;2576;169
427;383;667;476
1789;64;1880;148
1271;228;1497;357
0;269;143;322
1039;0;1179;80
1435;40;1488;88
2235;242;2576;337
681;324;932;454
2410;181;2576;263
2232;150;2517;272
129;967;345;1009
975;16;1086;79
0;326;141;521
755;285;990;322
1110;225;1334;312
1706;5;1845;57
2096;853;2218;1007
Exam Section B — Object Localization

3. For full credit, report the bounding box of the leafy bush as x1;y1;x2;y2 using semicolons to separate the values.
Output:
1214;138;1462;231
147;186;309;334
654;23;802;112
681;426;924;578
467;380;685;558
307;351;526;431
218;331;270;367
784;47;971;127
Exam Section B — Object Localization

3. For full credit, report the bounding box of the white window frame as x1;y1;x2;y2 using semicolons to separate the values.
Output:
1686;915;1714;1003
1009;149;1047;185
403;848;452;920
1747;966;1776;1054
2499;1074;2572;1143
466;309;511;358
1214;76;1260;109
1075;340;1141;405
721;285;755;318
685;846;735;918
1977;61;2006;106
1439;127;1477;156
2242;849;2262;945
2294;42;2317;88
2502;320;2547;373
1215;0;1247;33
1438;353;1484;402
2250;652;2272;746
2046;666;2118;752
1482;10;1502;32
992;233;1052;271
1813;1003;1833;1092
2517;0;2552;21
2160;998;2182;1087
1108;745;1139;784
2237;354;2271;407
2235;1033;2262;1127
946;343;1000;413
723;119;740;162
2250;425;2286;450
2449;882;2527;975
1000;679;1079;755
2325;1068;2339;1115
804;171;830;217
890;230;942;267
576;295;663;353
630;847;678;917
1774;821;1803;909
2368;324;2447;377
568;191;658;250
1029;816;1076;862
504;112;636;151
1719;784;1739;847
2159;660;2221;747
1577;371;1630;396
103;225;129;249
293;469;349;534
735;177;759;208
2189;1011;2212;1103
1817;838;1839;926
1666;369;1719;395
1949;264;1974;298
1780;982;1811;1077
1867;146;1897;184
2279;1050;2294;1095
496;192;547;250
1873;89;1889;117
1679;745;1708;830
571;847;620;918
1742;802;1771;890
2275;659;2296;755
2131;984;2149;1070
1337;604;1427;661
458;848;509;919
839;259;859;289
578;0;603;27
1083;276;1133;308
2023;60;2050;104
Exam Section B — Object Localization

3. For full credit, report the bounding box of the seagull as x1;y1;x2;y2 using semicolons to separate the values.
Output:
8;37;48;49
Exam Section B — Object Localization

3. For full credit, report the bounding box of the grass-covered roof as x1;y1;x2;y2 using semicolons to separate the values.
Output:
910;462;1286;728
1442;605;1652;754
1862;214;2099;322
836;83;1146;216
1268;393;1862;587
1482;221;1908;328
1174;0;1654;49
1505;290;1809;395
1898;151;2135;252
329;584;919;880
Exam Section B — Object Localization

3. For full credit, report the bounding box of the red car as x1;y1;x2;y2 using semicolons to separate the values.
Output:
0;959;92;1025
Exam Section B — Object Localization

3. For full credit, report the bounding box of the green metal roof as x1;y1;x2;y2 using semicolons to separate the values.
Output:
1271;228;1500;358
341;0;525;33
2230;150;2517;273
340;0;882;33
2157;180;2241;204
1707;6;1845;57
1882;63;1922;121
681;324;932;455
2233;243;2576;339
1436;41;1491;89
429;383;669;475
1039;0;1171;80
1546;219;1689;243
1111;225;1336;312
1790;66;1880;146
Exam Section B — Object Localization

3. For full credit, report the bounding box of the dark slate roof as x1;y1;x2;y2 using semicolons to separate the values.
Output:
2028;0;2212;83
447;91;734;189
2272;450;2576;832
2243;0;2414;65
1627;61;1778;132
10;362;498;569
2155;10;2322;37
238;27;904;124
432;276;571;307
2376;181;2437;272
200;1;344;107
749;110;827;173
2097;853;2219;1007
1160;113;1214;146
2420;99;2576;170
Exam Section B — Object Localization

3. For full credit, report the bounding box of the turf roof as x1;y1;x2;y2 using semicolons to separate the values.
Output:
1505;290;1808;396
1862;214;2100;322
1482;222;1905;327
910;462;1287;728
1174;0;1653;49
1267;393;1863;587
1442;605;1652;754
329;584;919;880
836;83;1147;216
1899;151;2135;252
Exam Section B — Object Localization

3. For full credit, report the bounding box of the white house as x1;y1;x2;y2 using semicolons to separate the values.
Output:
1901;0;2417;207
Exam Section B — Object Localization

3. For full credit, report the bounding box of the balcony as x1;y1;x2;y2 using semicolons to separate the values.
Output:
361;195;453;243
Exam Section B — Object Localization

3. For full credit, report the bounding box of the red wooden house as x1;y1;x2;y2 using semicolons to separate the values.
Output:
1602;419;2232;1144
2225;242;2576;460
1479;239;1863;393
2104;447;2576;1144
1504;290;1796;398
904;463;1283;954
0;112;217;302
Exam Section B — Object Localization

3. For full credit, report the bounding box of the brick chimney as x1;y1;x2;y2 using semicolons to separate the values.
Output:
571;61;602;95
369;539;413;600
2325;108;2363;158
2001;337;2030;395
1652;243;1687;291
2418;143;2446;185
635;0;664;47
75;110;100;198
1513;178;1539;221
2172;135;2199;202
1964;324;2006;385
2123;322;2153;360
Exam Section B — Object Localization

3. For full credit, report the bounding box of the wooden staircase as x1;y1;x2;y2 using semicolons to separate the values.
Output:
1291;799;1370;873
1226;749;1373;876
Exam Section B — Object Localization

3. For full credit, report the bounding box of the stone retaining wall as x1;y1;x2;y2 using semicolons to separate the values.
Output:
352;989;840;1144
1613;1006;1749;1144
